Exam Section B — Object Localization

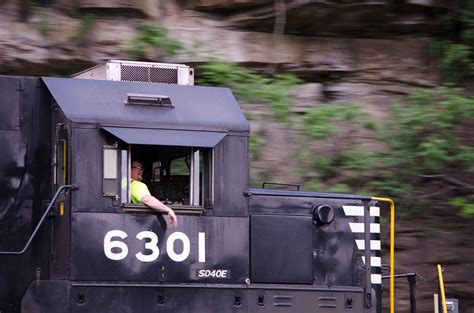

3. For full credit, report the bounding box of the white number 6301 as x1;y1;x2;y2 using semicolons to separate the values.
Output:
103;230;206;263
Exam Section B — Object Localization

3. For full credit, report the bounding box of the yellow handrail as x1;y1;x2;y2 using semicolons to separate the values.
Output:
437;264;447;313
371;197;395;313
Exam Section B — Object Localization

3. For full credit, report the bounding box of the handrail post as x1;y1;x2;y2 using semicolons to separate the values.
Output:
382;273;417;313
407;274;417;313
437;264;448;313
0;184;78;255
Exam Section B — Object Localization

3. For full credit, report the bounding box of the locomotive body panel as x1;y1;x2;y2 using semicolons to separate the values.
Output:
0;71;383;313
0;76;52;313
70;213;248;283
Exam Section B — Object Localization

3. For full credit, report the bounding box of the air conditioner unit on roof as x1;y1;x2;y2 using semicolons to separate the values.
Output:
72;60;194;85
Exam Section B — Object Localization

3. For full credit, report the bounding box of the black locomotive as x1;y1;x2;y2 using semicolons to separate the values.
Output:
0;61;394;313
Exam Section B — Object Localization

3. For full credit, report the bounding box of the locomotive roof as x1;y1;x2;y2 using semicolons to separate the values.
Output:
42;77;249;133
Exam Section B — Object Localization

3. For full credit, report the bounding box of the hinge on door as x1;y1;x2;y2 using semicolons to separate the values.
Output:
365;292;372;308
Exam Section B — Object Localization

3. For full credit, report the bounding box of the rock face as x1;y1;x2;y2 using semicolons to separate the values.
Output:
0;0;449;80
183;0;455;37
0;0;472;312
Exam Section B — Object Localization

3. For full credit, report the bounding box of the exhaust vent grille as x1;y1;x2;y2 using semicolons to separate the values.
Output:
120;65;178;84
72;60;193;85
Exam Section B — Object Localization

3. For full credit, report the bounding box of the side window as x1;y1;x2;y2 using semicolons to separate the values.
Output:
127;145;213;210
102;145;119;199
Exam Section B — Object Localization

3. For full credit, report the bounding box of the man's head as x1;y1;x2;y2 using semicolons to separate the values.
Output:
131;160;144;181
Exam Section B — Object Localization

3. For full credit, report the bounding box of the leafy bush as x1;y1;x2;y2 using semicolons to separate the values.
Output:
451;196;474;218
369;86;474;211
299;87;474;212
439;42;474;83
298;102;379;196
301;103;360;140
439;2;474;83
339;148;374;172
328;183;351;194
197;63;473;215
197;61;301;123
381;87;474;174
249;135;266;161
72;15;95;44
124;24;183;59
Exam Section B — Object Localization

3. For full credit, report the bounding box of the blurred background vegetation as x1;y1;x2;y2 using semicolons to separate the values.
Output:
197;61;474;216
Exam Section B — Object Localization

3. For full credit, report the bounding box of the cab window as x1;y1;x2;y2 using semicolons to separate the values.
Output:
119;145;213;210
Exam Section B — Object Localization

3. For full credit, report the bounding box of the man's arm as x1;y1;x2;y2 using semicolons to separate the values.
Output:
141;195;178;226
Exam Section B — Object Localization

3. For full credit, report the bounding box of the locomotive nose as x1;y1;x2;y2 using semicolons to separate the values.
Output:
311;204;335;226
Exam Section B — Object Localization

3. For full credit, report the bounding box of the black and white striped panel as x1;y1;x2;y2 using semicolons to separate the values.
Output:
343;205;381;284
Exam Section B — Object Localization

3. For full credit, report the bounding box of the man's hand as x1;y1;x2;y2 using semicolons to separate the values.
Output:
167;209;178;226
141;195;178;227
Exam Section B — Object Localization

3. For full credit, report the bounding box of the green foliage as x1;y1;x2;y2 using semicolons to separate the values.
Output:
197;61;301;123
195;64;472;215
311;148;373;180
362;118;378;131
249;134;266;161
366;176;412;199
303;179;324;192
451;197;474;218
439;42;474;83
124;24;183;59
381;87;474;175
37;13;53;38
301;103;360;140
66;0;80;18
366;86;474;210
439;2;474;83
339;148;374;172
297;86;473;213
328;183;351;194
312;156;335;177
299;102;377;194
72;15;95;43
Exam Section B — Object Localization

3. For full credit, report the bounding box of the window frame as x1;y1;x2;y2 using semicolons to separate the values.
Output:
121;145;214;213
102;143;119;199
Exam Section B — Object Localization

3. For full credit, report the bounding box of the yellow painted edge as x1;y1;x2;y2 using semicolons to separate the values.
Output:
437;264;447;313
59;201;64;216
372;197;395;313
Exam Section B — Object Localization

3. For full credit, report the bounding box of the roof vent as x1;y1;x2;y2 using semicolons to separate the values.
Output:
72;60;194;85
125;93;173;107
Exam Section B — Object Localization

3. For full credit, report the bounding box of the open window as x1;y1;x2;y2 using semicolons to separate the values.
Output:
101;126;224;212
137;146;213;207
123;145;213;212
